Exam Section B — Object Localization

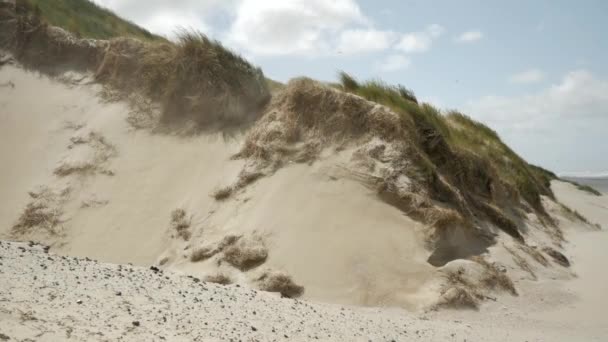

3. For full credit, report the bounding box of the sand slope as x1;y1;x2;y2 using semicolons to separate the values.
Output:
2;61;608;341
0;64;438;308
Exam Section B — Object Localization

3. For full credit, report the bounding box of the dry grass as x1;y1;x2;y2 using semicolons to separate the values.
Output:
470;256;518;295
190;246;216;262
204;273;232;285
504;245;537;279
53;132;116;177
255;270;304;298
543;247;570;267
212;186;234;201
478;202;522;241
190;234;242;262
12;187;66;236
435;286;479;310
517;244;549;267
170;209;191;241
9;7;270;132
559;203;591;224
222;237;268;271
95;31;269;131
211;170;264;201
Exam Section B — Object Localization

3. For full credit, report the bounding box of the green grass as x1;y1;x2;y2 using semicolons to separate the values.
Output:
17;0;161;41
337;71;555;209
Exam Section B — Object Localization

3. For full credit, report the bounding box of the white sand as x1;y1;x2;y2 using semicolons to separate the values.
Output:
2;64;608;340
0;65;436;308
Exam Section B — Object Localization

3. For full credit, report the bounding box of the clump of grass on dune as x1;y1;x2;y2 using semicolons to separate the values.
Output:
9;3;270;131
561;179;602;196
337;71;555;216
96;30;270;129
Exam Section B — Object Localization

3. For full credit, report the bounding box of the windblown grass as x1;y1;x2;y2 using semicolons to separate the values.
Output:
96;31;270;129
337;71;555;213
16;0;160;41
10;5;270;132
562;179;602;196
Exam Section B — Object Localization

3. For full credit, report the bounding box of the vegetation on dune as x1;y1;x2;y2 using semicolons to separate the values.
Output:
336;71;555;213
16;0;160;41
562;179;602;196
7;4;270;131
96;31;269;128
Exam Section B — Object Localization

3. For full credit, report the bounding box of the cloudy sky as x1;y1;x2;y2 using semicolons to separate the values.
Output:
94;0;608;175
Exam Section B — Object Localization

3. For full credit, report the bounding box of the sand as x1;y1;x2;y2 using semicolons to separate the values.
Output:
1;188;607;341
2;62;608;340
0;64;437;309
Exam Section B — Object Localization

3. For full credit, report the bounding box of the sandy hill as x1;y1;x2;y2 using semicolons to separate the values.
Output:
1;2;608;338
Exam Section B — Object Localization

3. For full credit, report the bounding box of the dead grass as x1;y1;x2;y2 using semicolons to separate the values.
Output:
255;269;304;298
212;186;234;201
10;8;270;132
517;244;549;267
435;286;479;310
12;187;66;236
190;234;242;262
211;170;264;201
190;246;217;262
204;273;232;285
504;245;537;280
543;247;570;267
559;203;591;224
222;236;268;271
170;209;191;241
470;256;518;295
95;31;269;131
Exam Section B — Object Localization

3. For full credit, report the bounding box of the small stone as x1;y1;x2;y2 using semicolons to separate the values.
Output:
115;291;122;296
132;321;140;327
76;300;83;304
251;326;257;332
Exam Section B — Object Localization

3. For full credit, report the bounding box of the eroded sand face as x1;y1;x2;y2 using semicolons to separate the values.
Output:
0;65;436;309
2;63;608;332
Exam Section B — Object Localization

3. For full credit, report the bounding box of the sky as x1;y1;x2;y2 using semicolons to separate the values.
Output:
94;0;608;175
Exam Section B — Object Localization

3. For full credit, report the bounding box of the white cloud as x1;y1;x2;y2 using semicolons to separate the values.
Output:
376;54;410;72
92;0;231;38
455;30;483;43
467;70;608;130
395;24;445;53
466;70;608;172
337;29;396;54
509;69;544;84
227;0;367;56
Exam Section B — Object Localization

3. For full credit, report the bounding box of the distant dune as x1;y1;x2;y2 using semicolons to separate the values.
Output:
562;177;608;193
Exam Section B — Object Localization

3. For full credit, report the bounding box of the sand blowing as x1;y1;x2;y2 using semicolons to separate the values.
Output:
1;1;608;341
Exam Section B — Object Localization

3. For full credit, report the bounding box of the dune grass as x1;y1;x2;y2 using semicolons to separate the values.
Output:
562;179;602;196
337;71;555;210
16;0;160;41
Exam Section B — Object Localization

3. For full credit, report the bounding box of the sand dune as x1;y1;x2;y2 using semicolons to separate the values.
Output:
1;185;607;341
1;61;603;312
2;34;608;339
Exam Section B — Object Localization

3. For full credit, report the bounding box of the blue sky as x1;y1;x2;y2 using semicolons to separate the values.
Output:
95;0;608;175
